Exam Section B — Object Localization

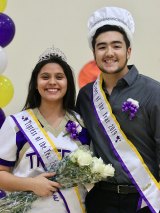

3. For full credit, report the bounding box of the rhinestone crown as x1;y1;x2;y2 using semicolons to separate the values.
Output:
38;46;67;63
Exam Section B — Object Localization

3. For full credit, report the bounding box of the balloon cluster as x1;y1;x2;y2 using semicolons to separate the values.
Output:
0;0;16;126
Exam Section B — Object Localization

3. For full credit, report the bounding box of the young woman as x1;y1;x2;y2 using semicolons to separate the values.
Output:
0;47;90;213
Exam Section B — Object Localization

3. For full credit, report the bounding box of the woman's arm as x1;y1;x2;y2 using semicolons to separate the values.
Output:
0;165;61;196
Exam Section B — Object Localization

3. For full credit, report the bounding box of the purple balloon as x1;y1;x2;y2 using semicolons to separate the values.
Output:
0;13;16;47
0;108;5;128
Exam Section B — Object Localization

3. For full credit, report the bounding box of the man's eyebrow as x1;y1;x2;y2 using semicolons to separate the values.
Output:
96;40;123;47
111;40;123;44
96;42;106;47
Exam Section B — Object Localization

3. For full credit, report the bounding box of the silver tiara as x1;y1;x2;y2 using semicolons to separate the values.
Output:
38;46;67;63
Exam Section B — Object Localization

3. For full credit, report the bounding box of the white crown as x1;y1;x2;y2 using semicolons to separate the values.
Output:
38;46;67;63
88;7;135;48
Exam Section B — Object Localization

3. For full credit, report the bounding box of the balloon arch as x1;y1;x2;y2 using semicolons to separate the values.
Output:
0;0;16;127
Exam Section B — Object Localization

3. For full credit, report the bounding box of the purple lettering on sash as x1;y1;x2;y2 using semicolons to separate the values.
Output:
93;86;98;95
39;141;47;149
53;194;60;201
108;124;117;136
95;95;101;102
115;136;121;143
103;111;109;118
104;118;110;124
98;102;104;111
25;120;37;136
35;136;43;141
44;148;52;159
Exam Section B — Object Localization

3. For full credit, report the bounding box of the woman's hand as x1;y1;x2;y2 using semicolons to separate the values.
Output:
31;172;61;197
0;167;61;196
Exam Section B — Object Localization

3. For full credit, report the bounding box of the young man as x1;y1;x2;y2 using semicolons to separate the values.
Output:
76;6;160;213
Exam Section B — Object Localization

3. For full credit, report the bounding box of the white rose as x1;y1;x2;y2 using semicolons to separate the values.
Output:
76;150;93;166
70;149;82;163
127;98;139;108
91;158;115;178
100;164;115;178
69;152;77;163
70;149;92;166
91;157;106;174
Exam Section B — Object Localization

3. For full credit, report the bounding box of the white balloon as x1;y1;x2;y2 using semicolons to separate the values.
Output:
0;46;7;74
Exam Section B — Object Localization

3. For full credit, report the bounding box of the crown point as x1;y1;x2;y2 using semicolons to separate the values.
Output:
38;46;67;63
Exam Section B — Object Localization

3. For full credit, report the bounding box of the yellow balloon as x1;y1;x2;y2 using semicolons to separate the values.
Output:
0;75;14;108
0;0;7;12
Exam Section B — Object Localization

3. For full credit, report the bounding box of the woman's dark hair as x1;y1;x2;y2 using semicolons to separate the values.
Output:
92;25;130;50
23;56;76;112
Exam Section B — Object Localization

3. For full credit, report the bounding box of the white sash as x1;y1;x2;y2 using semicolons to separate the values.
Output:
11;109;86;213
93;75;160;213
11;109;61;170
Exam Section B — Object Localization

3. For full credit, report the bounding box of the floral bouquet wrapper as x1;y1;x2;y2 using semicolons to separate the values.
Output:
0;146;115;213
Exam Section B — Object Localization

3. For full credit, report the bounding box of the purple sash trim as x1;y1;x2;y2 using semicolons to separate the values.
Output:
137;197;142;211
92;99;156;213
10;115;46;171
58;189;70;213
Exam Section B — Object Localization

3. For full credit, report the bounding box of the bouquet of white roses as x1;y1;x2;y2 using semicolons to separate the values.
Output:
0;146;115;213
54;146;115;188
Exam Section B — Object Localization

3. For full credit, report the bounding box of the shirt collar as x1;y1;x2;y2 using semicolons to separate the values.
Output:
102;65;139;93
122;65;139;86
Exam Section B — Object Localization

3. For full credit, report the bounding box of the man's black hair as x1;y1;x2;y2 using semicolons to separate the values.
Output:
92;25;130;50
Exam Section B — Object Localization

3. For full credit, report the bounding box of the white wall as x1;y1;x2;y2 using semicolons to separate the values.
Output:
3;0;160;115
